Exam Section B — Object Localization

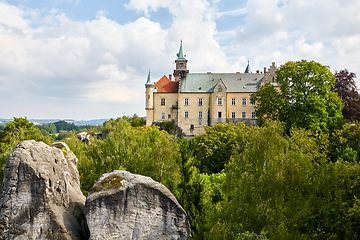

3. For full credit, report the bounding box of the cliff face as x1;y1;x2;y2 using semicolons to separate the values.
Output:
0;141;190;239
0;140;88;240
84;170;191;240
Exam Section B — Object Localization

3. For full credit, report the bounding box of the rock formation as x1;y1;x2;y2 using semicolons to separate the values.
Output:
76;132;91;145
0;140;88;239
84;170;191;240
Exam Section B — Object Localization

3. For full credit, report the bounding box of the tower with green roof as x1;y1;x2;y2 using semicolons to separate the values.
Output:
145;70;154;126
173;40;189;81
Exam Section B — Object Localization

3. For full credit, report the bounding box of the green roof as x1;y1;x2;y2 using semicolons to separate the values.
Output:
176;40;187;61
145;70;153;85
179;72;265;93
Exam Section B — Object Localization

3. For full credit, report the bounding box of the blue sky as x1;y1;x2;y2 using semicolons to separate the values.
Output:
1;0;360;120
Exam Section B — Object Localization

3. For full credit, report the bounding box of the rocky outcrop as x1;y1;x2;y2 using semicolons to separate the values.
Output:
76;132;91;145
84;170;191;240
0;140;88;239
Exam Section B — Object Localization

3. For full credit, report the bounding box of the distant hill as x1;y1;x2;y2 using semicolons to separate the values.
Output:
0;118;110;126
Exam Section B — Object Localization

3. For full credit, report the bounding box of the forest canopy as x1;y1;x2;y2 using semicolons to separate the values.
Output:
1;116;360;239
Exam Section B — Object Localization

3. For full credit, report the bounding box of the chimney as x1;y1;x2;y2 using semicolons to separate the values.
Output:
256;70;259;74
169;74;172;81
264;67;266;74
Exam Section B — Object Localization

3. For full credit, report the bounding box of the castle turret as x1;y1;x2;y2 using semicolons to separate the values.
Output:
145;70;154;126
244;60;252;73
173;40;189;81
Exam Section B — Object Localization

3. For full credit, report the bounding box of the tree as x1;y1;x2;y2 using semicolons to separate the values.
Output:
331;69;360;121
219;122;360;239
251;60;344;133
121;114;146;127
192;123;248;174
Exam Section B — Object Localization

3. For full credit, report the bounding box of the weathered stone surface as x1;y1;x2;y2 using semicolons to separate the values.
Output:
0;140;88;239
84;170;191;240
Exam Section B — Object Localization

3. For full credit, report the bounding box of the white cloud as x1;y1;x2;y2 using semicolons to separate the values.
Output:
295;36;325;58
226;0;360;75
216;7;247;18
0;0;231;119
2;0;360;120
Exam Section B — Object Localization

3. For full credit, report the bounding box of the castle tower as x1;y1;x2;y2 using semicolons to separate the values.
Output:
145;70;154;126
173;40;189;81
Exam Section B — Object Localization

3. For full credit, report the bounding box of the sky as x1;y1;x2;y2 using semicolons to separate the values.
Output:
1;0;360;120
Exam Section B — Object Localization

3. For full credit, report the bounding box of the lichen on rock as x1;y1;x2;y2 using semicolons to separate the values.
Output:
90;175;125;193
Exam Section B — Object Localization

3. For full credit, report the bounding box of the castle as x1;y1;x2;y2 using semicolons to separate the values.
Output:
145;41;278;136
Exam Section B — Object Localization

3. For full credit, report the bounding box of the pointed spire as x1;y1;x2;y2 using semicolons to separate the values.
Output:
244;60;252;73
145;69;153;85
176;40;187;60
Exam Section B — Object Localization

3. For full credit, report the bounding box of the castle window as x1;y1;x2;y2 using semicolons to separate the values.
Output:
168;114;171;119
252;112;256;119
190;124;194;130
218;88;222;92
184;98;189;106
218;112;222;118
251;99;256;106
231;98;236;106
185;112;189;118
217;98;222;106
161;113;165;120
161;98;165;106
242;112;246;118
232;112;236;118
242;98;247;106
199;111;203;119
198;98;203;106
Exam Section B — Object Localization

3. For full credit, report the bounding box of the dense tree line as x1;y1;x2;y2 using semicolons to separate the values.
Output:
1;60;360;239
35;121;91;138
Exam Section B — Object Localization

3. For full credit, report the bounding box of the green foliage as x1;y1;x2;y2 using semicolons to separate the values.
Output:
4;116;360;240
56;130;71;140
121;114;146;127
35;121;91;135
250;84;282;126
161;119;177;134
192;122;248;174
214;122;360;239
252;60;344;133
329;122;360;163
66;118;180;196
236;231;268;240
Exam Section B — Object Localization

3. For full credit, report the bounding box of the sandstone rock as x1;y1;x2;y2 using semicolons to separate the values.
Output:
76;132;91;145
0;140;89;239
84;170;191;240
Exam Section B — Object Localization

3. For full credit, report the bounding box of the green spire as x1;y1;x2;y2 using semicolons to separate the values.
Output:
176;40;187;60
245;60;252;73
145;70;153;85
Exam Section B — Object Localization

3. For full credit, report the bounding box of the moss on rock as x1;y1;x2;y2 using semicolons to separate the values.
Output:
90;175;125;193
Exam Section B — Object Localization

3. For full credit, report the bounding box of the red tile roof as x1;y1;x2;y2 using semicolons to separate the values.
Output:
153;75;179;93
